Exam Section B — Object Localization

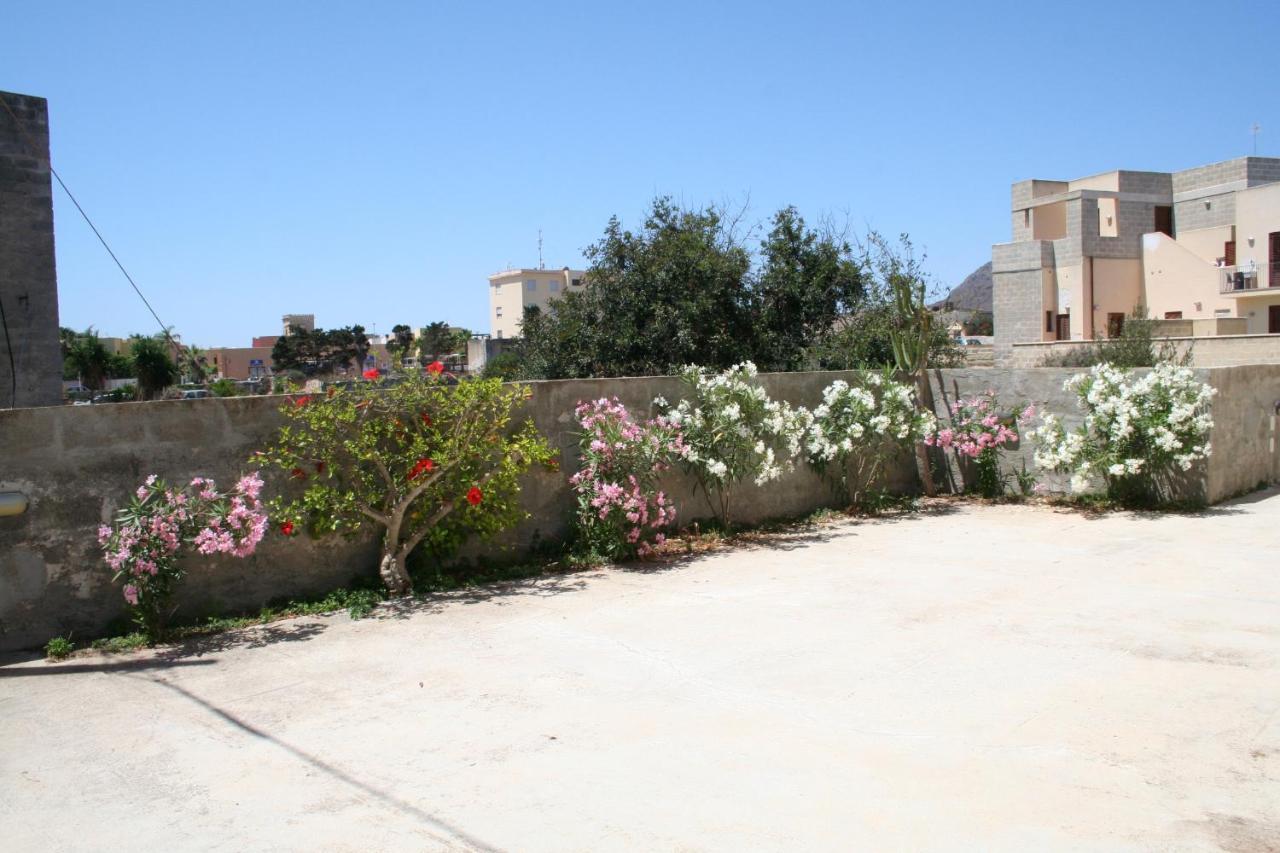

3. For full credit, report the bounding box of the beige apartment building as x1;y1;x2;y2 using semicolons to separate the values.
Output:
488;267;586;339
992;156;1280;363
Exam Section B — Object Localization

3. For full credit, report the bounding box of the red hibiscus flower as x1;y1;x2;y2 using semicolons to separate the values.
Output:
290;467;307;480
363;368;379;380
426;361;445;376
466;486;483;506
420;412;432;426
408;458;435;480
292;395;310;407
280;520;295;536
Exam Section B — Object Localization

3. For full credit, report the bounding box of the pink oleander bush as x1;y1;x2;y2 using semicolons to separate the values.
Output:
98;473;269;638
925;390;1035;498
569;397;688;559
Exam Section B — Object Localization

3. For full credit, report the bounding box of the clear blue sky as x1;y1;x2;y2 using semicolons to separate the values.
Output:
5;0;1277;347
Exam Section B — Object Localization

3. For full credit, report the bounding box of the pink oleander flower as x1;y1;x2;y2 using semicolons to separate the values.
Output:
123;584;139;605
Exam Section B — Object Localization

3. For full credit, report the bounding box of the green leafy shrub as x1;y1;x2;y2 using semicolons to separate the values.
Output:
925;390;1035;498
569;397;687;559
805;369;935;507
44;636;74;660
98;474;269;639
209;377;241;397
258;372;555;595
1030;363;1215;506
657;362;808;526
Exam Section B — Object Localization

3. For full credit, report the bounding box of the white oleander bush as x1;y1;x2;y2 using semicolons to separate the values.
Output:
1030;362;1215;506
805;369;935;508
657;361;809;526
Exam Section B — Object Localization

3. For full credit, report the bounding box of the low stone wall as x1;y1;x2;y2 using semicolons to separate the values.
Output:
1006;333;1280;368
3;366;1278;652
929;366;1280;504
0;371;913;652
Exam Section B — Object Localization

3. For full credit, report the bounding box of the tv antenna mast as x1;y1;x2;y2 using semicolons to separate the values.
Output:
538;228;544;269
1252;123;1261;155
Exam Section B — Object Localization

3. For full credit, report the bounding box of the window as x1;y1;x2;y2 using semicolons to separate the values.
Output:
549;279;559;292
1224;240;1236;267
525;279;537;291
495;306;503;317
1097;198;1117;238
496;330;503;339
1164;311;1183;320
571;278;582;287
1107;313;1125;338
1045;311;1054;333
1154;206;1173;237
1023;210;1030;229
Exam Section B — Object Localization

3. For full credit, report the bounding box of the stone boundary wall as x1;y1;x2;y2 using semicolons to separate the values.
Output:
1005;334;1280;368
3;367;1278;652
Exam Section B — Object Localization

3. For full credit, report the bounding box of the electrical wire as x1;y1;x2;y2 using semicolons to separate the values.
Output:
0;293;16;407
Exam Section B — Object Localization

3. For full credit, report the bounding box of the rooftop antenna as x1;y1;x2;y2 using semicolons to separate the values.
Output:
538;228;544;270
1252;123;1261;155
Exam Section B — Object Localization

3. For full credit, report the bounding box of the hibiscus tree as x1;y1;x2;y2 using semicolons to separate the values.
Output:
258;373;554;594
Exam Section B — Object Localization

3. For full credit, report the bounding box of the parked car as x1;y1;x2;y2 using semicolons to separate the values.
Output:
182;389;212;399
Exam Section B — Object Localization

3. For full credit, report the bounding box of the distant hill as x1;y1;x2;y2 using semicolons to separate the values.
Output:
931;261;992;313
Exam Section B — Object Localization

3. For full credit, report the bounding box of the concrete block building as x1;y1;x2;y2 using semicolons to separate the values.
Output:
488;267;586;339
992;156;1280;363
0;91;63;408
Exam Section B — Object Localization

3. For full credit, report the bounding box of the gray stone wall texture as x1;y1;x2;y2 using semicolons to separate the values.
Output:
1173;158;1253;194
4;367;1276;652
0;91;62;408
1174;193;1236;233
1006;334;1280;369
993;241;1054;361
1115;170;1173;197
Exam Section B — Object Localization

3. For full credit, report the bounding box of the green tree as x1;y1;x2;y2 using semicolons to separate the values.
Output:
387;324;415;366
755;207;865;371
417;321;456;361
259;373;555;595
130;335;180;400
516;197;758;379
64;328;112;391
271;325;371;376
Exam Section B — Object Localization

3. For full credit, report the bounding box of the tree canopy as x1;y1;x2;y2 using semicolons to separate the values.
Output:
510;199;964;379
271;325;371;376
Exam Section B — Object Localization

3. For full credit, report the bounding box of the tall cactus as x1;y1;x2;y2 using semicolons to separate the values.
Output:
885;248;937;496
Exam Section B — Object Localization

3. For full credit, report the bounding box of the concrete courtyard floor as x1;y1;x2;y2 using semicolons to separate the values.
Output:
3;495;1280;852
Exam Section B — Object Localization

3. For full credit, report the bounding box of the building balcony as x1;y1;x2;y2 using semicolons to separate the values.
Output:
1219;264;1280;295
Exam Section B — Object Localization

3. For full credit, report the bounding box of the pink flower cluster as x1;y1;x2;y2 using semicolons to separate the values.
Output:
570;398;686;558
925;392;1034;459
99;473;269;608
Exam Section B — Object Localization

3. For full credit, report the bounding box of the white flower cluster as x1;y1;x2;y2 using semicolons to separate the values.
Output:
804;371;935;467
1030;362;1215;496
659;361;809;487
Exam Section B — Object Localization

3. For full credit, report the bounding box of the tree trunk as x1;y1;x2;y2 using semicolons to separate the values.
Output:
379;549;413;596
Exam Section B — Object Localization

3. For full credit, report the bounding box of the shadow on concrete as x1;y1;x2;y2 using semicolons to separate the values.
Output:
370;571;597;622
0;656;217;678
154;621;330;661
137;674;499;852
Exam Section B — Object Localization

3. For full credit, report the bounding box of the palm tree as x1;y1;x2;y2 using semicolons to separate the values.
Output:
131;335;179;400
65;328;111;391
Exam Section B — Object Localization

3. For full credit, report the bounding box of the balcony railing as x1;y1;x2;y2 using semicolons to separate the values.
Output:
1220;264;1280;294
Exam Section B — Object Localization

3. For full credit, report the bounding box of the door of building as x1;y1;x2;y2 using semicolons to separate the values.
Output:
1056;314;1070;341
1154;206;1173;236
1269;305;1280;334
1270;232;1280;283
